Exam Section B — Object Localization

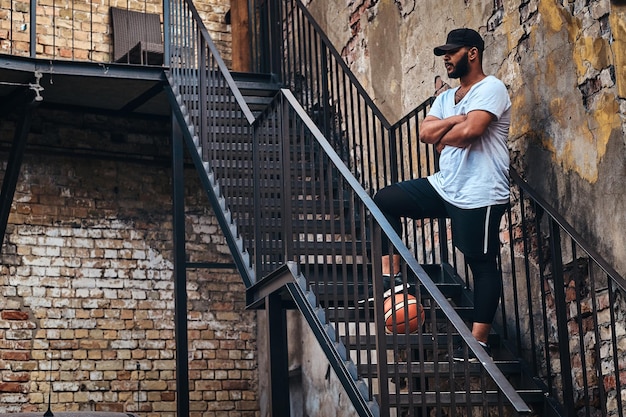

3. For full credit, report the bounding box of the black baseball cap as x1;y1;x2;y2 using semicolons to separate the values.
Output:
433;28;485;56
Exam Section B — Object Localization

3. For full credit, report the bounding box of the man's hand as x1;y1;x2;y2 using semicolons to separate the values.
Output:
421;110;495;150
419;114;467;145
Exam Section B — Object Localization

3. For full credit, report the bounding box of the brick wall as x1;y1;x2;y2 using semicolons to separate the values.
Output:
0;0;232;66
0;108;258;416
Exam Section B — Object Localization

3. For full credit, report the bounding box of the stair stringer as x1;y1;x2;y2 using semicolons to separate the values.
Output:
255;262;381;417
166;72;382;416
164;75;256;288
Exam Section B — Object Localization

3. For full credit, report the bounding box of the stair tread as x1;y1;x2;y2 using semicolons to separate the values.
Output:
358;359;523;376
345;333;501;348
180;65;547;411
311;283;464;307
324;304;474;321
385;389;545;405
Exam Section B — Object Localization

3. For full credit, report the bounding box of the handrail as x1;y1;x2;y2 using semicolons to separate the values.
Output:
281;88;532;413
288;0;393;129
168;0;626;415
173;0;255;124
166;0;258;287
510;169;626;291
249;262;377;417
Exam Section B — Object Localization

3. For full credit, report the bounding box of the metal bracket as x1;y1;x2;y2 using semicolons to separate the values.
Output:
29;70;44;101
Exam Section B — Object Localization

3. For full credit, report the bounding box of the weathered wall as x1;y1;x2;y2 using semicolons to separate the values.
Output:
304;0;626;278
287;313;359;417
0;109;259;416
255;310;359;417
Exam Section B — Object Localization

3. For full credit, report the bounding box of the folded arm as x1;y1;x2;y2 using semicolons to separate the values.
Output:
419;110;495;152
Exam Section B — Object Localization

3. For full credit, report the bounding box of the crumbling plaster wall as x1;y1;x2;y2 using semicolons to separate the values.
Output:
303;0;626;277
257;311;359;417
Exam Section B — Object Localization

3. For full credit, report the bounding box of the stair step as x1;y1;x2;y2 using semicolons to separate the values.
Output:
344;333;501;350
324;304;474;321
249;240;371;255
385;389;544;407
232;71;281;92
235;221;363;237
358;360;524;378
205;160;337;177
178;71;279;94
225;194;359;208
209;177;338;193
310;282;464;307
187;95;273;117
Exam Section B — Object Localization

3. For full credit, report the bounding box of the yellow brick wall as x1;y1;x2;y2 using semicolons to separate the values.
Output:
0;108;259;416
0;0;232;66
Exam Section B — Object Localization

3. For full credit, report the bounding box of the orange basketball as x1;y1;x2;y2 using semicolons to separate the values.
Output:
383;293;425;334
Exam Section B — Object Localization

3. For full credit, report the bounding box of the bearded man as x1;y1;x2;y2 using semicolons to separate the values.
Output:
373;28;511;362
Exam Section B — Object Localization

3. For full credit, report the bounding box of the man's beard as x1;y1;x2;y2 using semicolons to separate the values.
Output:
448;53;469;79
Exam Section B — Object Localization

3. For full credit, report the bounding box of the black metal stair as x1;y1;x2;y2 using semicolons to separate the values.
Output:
231;71;281;115
170;62;547;414
297;256;552;413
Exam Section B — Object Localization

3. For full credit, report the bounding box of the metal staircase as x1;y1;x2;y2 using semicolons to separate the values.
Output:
0;0;622;415
163;1;626;416
165;51;534;417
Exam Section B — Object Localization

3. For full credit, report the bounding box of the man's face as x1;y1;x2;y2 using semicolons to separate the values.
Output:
443;47;470;79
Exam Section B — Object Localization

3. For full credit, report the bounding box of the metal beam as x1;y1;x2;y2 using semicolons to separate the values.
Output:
0;55;166;81
171;114;190;417
267;291;291;417
0;97;37;254
119;81;165;113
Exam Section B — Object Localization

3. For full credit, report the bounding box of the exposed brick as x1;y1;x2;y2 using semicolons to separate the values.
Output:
160;391;176;401
1;311;29;320
95;403;124;413
0;382;27;393
0;106;258;416
222;380;250;390
1;351;30;361
2;372;30;382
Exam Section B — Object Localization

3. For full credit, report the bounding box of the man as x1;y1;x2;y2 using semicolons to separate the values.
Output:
373;28;511;361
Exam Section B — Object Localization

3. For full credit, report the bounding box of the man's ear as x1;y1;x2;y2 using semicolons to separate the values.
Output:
468;47;479;61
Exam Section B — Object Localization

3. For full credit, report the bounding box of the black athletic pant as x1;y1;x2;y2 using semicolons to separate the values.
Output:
373;178;506;324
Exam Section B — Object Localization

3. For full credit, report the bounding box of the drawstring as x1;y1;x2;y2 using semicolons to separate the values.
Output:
483;205;491;254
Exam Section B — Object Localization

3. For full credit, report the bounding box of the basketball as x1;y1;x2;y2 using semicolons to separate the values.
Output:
383;293;425;334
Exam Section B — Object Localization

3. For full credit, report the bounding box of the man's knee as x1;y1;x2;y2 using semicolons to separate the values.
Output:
373;185;395;210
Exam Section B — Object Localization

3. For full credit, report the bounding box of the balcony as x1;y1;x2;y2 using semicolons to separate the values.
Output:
0;0;234;118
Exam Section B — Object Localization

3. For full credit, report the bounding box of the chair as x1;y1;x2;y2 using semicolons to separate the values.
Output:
110;7;164;65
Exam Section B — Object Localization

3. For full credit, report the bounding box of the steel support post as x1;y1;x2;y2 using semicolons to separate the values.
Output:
30;0;36;57
0;100;36;254
171;117;190;417
548;219;575;416
267;291;291;416
163;0;170;66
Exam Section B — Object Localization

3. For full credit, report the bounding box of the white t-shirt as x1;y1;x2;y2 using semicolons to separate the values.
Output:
427;75;511;209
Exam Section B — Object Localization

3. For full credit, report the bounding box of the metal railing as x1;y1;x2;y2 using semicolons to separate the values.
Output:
166;1;533;415
253;0;400;194
259;89;533;416
0;0;166;62
498;170;626;417
166;0;256;287
251;4;626;416
253;3;626;414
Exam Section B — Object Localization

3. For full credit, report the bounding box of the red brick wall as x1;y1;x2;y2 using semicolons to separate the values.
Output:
0;108;258;416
